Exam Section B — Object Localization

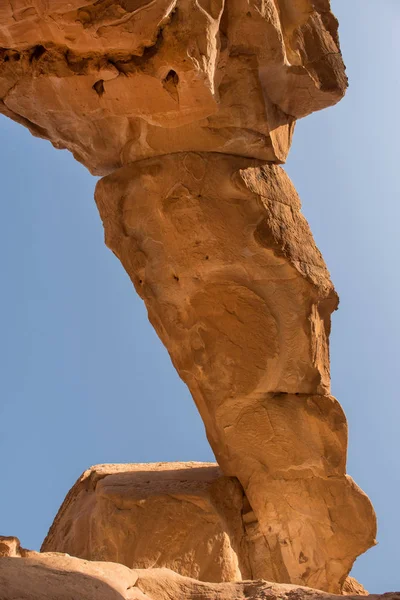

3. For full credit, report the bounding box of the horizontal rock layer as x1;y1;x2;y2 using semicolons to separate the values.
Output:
0;0;347;173
0;552;397;600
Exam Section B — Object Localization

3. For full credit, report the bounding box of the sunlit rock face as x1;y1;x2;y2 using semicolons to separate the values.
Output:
0;0;346;174
0;0;377;595
0;551;392;600
41;457;375;593
94;154;376;592
41;462;252;583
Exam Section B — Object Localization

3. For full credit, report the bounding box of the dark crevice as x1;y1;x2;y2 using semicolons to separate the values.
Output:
92;79;105;96
0;49;20;62
164;69;179;86
30;45;46;63
162;69;179;102
0;7;179;78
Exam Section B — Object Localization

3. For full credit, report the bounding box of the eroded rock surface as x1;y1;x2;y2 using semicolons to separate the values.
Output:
41;462;251;582
95;154;376;592
0;551;397;600
0;536;36;559
40;462;373;594
0;536;24;558
0;0;377;595
0;0;347;173
342;578;369;597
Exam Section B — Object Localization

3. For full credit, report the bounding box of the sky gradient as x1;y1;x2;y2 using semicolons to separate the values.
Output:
0;1;399;593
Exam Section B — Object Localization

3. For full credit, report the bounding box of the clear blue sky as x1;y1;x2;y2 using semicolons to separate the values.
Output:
0;1;398;593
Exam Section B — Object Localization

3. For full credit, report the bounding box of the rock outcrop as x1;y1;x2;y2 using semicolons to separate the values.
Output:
0;0;377;595
0;536;27;558
342;578;369;597
94;155;376;591
0;551;397;600
42;462;250;582
41;462;373;594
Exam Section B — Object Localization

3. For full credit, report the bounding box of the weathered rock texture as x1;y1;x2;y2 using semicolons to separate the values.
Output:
42;462;251;582
0;0;377;596
40;463;371;594
0;536;30;558
342;579;368;597
1;551;397;600
0;0;347;174
94;154;376;591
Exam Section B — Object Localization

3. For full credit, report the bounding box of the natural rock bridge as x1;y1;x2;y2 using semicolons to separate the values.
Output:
0;0;376;596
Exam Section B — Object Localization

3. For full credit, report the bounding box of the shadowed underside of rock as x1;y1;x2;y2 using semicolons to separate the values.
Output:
0;0;377;595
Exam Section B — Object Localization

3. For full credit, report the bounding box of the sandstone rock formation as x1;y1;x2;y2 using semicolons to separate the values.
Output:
0;536;26;558
342;578;369;597
0;0;347;174
0;551;396;600
94;154;376;591
0;0;377;596
41;462;372;594
42;462;251;582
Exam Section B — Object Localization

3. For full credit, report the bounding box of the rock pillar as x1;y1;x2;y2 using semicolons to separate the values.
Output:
0;0;377;593
95;154;376;591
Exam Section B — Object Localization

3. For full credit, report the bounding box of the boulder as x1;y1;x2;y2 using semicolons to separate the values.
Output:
42;462;251;582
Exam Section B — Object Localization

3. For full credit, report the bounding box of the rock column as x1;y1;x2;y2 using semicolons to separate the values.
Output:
95;154;376;591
